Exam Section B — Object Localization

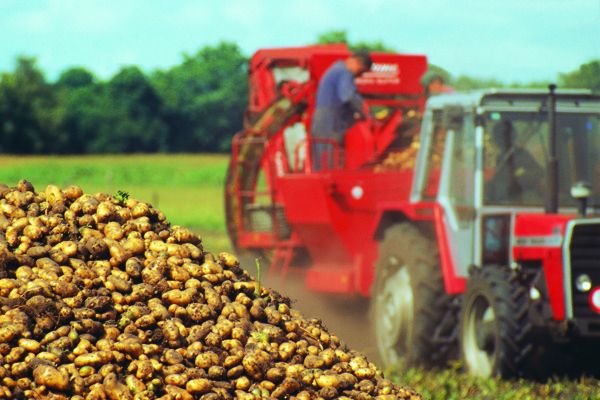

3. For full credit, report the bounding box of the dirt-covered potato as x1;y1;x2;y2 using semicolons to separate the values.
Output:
0;181;422;400
32;364;69;391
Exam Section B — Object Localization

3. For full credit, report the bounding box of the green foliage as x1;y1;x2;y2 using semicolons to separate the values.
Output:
451;75;507;91
55;67;96;89
150;41;248;152
0;43;247;154
254;257;262;298
560;60;600;93
115;189;130;203
316;29;396;52
316;30;349;45
0;37;598;155
386;363;600;400
0;57;67;154
60;66;169;154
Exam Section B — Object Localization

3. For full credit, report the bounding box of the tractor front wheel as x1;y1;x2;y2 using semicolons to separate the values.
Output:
371;223;454;368
460;265;532;378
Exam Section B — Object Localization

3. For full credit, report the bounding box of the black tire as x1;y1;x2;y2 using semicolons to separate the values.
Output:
460;265;532;378
371;223;454;368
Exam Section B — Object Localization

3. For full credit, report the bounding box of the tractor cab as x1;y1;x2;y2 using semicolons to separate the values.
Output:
411;88;600;377
413;88;600;280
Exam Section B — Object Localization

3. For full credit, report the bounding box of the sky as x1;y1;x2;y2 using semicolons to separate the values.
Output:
1;0;599;84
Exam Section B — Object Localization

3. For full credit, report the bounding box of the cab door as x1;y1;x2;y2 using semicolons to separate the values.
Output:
436;110;478;279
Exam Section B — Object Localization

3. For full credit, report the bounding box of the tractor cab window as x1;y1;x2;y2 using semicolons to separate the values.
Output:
483;111;600;208
448;113;476;223
422;111;447;200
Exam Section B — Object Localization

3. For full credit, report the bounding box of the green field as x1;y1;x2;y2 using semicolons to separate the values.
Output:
1;153;600;399
0;153;234;254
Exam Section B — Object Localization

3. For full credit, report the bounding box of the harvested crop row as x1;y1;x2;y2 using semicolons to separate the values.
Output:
0;180;422;400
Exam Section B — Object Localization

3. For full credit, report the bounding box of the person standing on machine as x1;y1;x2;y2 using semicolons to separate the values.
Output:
311;52;373;171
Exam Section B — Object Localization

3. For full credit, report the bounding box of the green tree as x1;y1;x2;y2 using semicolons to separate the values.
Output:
107;66;168;152
559;60;600;93
316;30;396;52
451;75;506;91
0;57;66;154
316;30;349;45
62;66;169;154
56;67;96;90
151;41;248;152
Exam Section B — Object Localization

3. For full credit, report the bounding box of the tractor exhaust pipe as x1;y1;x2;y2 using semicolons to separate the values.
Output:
545;84;559;214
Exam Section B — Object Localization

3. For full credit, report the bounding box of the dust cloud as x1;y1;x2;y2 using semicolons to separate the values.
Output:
241;257;381;364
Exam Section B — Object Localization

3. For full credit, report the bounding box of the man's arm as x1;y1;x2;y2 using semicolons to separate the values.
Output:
338;71;367;118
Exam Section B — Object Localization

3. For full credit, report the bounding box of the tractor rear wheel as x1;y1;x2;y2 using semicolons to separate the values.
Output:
371;223;454;368
460;265;532;378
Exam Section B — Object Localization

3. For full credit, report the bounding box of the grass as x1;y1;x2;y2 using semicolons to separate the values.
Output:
2;153;600;399
386;362;600;400
0;153;233;254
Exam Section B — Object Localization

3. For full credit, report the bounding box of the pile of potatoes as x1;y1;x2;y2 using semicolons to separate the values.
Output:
0;180;422;400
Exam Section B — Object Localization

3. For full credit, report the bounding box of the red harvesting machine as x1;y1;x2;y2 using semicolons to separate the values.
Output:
225;43;600;378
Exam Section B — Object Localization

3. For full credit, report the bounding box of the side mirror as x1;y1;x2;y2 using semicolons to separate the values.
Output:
571;181;592;217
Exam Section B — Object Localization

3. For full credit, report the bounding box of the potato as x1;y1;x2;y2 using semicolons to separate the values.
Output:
4;226;18;247
134;217;152;233
122;237;145;255
242;350;273;381
182;243;203;259
32;365;69;391
23;224;43;241
115;340;143;358
186;378;212;394
53;240;78;257
164;384;193;400
104;221;124;240
172;227;200;245
131;202;150;218
104;372;133;400
0;325;19;344
218;252;239;267
107;241;132;266
164;373;187;387
64;185;84;201
315;373;341;388
5;347;25;364
18;338;41;353
303;354;326;369
162;287;197;306
45;185;66;207
195;351;219;369
125;374;146;395
354;366;376;380
74;351;114;368
96;201;116;223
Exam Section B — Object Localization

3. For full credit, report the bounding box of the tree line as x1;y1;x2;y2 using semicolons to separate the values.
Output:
0;33;598;155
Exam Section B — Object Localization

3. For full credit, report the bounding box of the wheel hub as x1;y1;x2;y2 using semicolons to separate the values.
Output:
375;264;413;365
462;294;496;377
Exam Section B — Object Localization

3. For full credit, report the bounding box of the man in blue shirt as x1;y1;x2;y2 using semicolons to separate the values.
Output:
311;52;373;171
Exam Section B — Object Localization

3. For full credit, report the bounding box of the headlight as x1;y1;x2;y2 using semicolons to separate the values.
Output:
576;274;592;292
589;287;600;314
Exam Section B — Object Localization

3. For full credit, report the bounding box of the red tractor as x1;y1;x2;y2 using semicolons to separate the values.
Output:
225;44;600;377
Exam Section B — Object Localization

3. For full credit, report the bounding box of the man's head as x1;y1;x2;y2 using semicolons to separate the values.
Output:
421;71;449;96
346;52;372;76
